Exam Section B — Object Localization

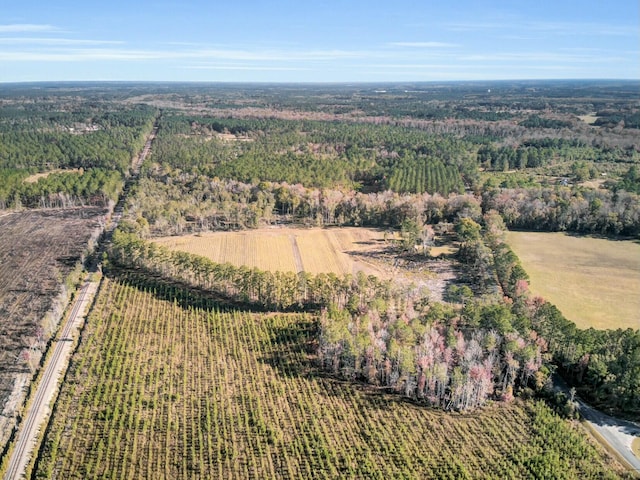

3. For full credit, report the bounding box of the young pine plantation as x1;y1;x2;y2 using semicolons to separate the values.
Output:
34;274;625;479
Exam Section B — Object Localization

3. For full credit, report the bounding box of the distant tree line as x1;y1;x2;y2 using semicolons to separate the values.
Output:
152;113;479;194
594;110;640;129
0;104;157;210
615;165;640;194
123;172;482;236
477;140;636;172
0;168;123;209
386;157;465;195
482;186;640;236
0;109;155;172
519;115;573;129
124;166;640;240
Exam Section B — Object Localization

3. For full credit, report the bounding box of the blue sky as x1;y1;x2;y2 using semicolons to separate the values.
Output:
1;0;638;82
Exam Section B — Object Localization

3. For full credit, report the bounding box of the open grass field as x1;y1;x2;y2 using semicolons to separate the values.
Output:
505;232;640;330
32;274;627;479
0;208;104;452
153;227;461;302
153;227;389;277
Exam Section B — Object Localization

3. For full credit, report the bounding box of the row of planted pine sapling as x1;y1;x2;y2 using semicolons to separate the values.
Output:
33;274;622;479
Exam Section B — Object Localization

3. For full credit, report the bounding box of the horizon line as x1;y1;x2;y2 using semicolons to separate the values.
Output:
2;78;639;85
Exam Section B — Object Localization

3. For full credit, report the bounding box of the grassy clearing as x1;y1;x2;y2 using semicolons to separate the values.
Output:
579;178;608;189
23;168;82;183
153;227;389;276
506;231;640;330
430;243;457;257
34;275;627;479
578;114;599;125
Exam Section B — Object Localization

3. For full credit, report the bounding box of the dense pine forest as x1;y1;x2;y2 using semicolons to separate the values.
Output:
0;99;157;208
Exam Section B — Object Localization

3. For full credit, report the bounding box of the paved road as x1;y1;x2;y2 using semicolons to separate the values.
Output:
552;374;640;475
2;280;98;480
578;399;640;474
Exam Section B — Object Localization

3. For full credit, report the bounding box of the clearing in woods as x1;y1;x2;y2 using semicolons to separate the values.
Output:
506;231;640;330
23;169;82;184
32;274;626;479
153;227;391;277
153;227;461;302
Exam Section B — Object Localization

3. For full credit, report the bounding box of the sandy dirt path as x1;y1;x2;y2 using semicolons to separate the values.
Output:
2;279;99;480
289;235;304;273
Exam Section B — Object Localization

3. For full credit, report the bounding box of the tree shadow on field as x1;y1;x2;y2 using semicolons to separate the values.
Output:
107;267;268;314
565;231;640;243
257;320;455;417
106;265;319;314
258;319;322;379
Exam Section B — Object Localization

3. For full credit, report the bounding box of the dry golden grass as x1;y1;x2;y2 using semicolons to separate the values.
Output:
153;227;389;277
23;168;81;183
216;132;253;142
430;244;457;257
506;231;640;330
579;179;607;189
155;231;297;272
294;231;351;274
632;437;640;459
578;114;598;125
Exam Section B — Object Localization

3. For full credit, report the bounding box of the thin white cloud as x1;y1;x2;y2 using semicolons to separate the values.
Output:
0;24;59;33
0;37;124;46
164;41;210;47
362;63;468;69
526;21;637;36
389;42;459;48
446;21;504;32
2;44;631;68
460;52;626;63
0;46;371;63
446;20;637;37
0;50;161;62
184;65;312;71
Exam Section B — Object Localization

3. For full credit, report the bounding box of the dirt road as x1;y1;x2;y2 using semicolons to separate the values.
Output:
2;279;98;480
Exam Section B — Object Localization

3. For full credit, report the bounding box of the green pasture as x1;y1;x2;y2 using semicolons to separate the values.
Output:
506;232;640;331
